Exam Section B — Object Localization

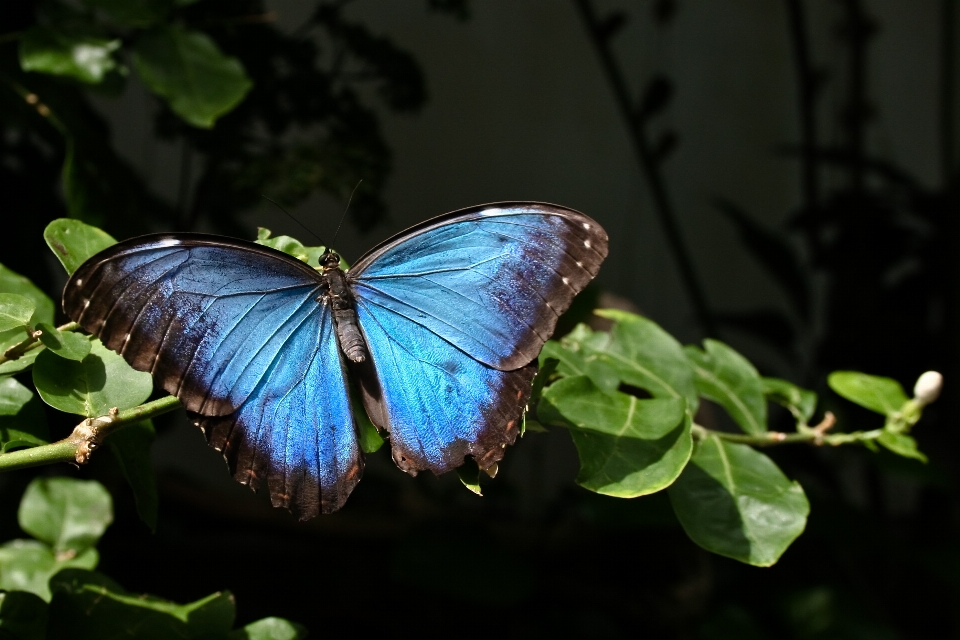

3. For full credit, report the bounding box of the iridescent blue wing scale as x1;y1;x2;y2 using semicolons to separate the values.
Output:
63;236;361;518
348;202;608;474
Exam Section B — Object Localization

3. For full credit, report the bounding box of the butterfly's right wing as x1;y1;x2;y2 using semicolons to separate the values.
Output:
63;235;362;517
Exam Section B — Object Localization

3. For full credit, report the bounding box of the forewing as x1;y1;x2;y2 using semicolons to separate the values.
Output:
353;300;535;475
348;203;608;371
63;235;362;517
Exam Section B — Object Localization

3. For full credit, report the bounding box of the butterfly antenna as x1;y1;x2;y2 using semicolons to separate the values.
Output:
330;180;362;249
260;195;326;246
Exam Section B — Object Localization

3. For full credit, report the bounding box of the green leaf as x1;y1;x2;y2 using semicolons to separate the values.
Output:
0;265;54;326
44;218;117;275
877;431;927;463
228;617;308;640
0;376;32;416
35;323;91;362
19;26;121;84
529;357;558;410
134;26;253;128
591;310;699;412
0;590;48;640
19;477;113;555
0;540;98;602
668;435;809;566
685;340;767;435
762;377;817;423
541;376;692;497
456;457;483;496
33;339;153;417
48;569;236;639
83;0;170;28
0;263;55;361
827;371;909;416
540;339;618;394
108;421;159;531
256;228;327;268
350;382;383;454
0;293;36;332
0;349;41;377
0;378;49;451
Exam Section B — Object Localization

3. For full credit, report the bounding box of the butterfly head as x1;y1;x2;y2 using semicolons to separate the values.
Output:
319;250;342;271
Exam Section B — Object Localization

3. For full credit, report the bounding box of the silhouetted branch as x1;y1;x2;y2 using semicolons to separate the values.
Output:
573;0;715;337
784;0;822;261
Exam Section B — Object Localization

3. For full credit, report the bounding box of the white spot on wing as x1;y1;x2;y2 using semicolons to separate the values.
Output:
576;261;583;268
562;277;570;285
583;222;591;229
479;207;505;217
155;238;182;248
83;300;90;310
76;279;83;286
584;240;592;249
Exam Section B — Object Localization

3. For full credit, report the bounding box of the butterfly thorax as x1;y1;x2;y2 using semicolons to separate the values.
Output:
318;251;367;363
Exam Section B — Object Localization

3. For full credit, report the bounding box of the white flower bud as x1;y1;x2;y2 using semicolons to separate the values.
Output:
913;371;943;406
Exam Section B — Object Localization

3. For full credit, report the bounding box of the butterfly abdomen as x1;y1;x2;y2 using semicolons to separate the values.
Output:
320;264;368;363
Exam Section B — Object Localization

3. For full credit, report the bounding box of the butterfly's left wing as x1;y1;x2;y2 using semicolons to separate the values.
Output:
347;202;608;474
63;236;362;518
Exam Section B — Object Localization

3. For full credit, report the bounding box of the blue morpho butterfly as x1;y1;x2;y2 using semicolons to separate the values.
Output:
62;202;608;519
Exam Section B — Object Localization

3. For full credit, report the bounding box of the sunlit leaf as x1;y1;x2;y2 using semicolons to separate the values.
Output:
35;323;91;362
19;477;113;555
228;617;308;640
541;376;691;497
44;218;117;275
0;540;98;602
668;435;809;566
590;310;699;412
108;421;159;531
19;26;121;84
33;339;153;417
256;228;327;268
134;26;253;128
0;264;55;360
827;371;909;417
0;294;35;332
685;340;767;435
540;338;618;394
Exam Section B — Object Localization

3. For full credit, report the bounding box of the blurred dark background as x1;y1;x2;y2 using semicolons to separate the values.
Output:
2;0;958;638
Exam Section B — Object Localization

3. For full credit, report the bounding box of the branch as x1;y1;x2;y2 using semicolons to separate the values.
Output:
0;321;78;364
0;396;182;472
692;411;884;447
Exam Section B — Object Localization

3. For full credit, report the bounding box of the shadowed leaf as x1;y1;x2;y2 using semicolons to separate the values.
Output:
668;435;809;566
541;376;691;497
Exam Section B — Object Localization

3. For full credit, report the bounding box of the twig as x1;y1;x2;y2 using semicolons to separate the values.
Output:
691;412;882;447
0;321;79;364
0;396;183;472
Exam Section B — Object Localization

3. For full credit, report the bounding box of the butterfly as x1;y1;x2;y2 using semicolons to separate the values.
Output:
62;202;608;518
